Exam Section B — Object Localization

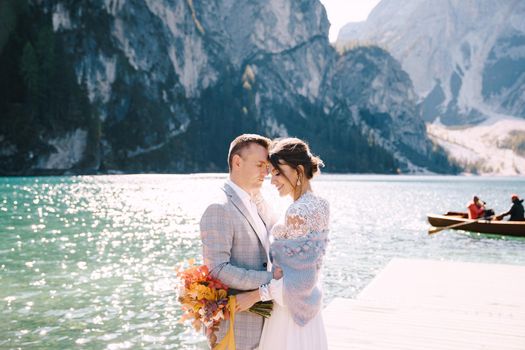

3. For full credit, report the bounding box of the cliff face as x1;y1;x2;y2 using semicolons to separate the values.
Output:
337;0;525;174
338;0;525;125
0;0;457;174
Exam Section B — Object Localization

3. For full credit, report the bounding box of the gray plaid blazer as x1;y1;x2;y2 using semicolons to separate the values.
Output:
200;183;275;350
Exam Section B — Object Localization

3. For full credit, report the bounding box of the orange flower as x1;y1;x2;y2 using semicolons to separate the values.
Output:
176;260;230;342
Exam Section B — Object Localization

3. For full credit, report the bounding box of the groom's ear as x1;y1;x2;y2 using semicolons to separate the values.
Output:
232;154;242;169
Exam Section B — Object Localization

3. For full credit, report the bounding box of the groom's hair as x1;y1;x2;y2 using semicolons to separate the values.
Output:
228;134;271;171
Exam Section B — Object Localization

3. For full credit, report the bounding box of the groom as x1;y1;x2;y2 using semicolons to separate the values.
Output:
200;134;280;349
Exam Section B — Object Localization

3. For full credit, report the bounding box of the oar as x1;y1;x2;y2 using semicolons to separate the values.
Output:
428;215;495;235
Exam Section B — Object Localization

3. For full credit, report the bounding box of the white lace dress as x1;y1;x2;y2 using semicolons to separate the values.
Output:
258;191;329;350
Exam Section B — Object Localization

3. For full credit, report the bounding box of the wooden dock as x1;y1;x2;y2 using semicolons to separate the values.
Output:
324;258;525;349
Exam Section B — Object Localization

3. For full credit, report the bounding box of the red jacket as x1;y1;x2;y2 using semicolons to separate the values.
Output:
467;201;484;219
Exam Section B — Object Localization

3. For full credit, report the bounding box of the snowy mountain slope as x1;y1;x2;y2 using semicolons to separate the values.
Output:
428;117;525;175
337;0;525;174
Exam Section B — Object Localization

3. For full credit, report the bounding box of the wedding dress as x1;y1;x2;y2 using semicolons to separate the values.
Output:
258;191;329;350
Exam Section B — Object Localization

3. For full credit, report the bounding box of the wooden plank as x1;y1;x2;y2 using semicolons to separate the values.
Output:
324;258;525;350
358;258;525;306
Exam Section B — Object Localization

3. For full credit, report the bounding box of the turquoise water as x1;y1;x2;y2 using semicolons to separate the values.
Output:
1;174;524;349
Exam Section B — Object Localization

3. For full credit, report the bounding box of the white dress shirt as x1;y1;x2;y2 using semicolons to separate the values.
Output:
226;179;269;253
227;179;274;301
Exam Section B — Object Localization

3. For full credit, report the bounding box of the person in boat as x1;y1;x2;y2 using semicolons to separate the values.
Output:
498;194;525;221
467;195;486;219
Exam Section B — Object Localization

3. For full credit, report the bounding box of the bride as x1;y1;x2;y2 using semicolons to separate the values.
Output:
237;137;329;350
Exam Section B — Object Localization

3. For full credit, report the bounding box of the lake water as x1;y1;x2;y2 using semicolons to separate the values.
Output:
1;174;524;349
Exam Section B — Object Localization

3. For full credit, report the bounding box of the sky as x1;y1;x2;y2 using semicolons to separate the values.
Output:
319;0;381;42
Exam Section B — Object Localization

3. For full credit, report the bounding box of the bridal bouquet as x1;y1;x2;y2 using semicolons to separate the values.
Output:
176;260;272;347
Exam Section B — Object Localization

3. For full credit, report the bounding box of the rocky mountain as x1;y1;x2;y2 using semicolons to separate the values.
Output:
0;0;457;175
338;0;525;174
338;0;525;125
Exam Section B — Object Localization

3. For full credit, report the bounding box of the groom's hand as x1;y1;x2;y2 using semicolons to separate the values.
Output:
273;267;283;280
235;290;260;312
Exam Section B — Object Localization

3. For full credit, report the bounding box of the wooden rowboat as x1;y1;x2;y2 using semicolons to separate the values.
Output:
427;212;525;237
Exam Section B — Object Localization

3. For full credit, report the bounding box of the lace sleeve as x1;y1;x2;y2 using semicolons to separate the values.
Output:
272;193;329;240
284;204;309;238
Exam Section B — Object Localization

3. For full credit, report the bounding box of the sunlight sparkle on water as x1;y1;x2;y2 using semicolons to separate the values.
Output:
0;174;524;349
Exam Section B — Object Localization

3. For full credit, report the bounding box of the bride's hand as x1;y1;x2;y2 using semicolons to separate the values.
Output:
273;267;283;280
235;290;260;312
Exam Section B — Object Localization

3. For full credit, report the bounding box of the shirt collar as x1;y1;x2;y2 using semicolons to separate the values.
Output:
226;179;252;204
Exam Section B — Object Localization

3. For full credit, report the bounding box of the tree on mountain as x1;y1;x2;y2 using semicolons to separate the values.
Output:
20;42;40;105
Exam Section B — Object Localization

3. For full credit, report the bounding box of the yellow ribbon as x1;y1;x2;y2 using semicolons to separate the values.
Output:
213;295;236;350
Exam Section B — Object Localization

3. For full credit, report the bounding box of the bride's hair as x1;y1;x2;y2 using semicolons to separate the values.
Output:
268;138;324;180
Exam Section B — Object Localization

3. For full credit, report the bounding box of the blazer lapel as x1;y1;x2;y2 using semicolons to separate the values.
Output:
223;184;270;255
257;199;273;232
